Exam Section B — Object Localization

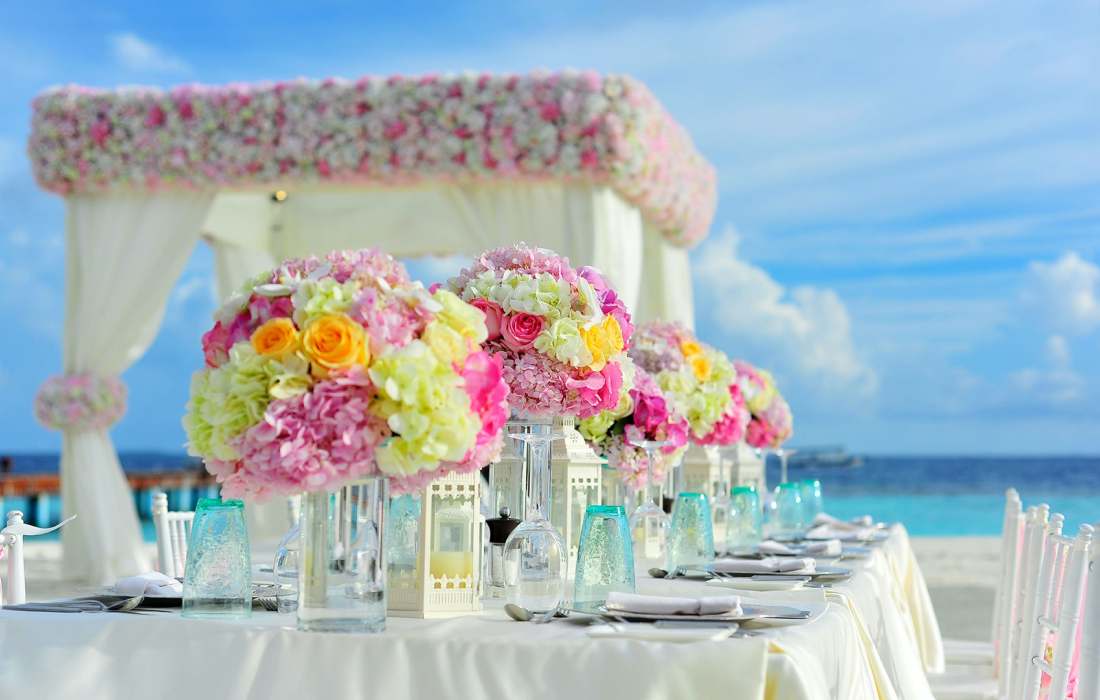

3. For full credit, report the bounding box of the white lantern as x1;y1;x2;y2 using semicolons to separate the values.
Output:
723;443;767;494
386;470;483;618
488;416;602;577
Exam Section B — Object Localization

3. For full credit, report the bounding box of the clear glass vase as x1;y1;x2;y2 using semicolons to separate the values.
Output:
502;417;567;613
297;476;388;633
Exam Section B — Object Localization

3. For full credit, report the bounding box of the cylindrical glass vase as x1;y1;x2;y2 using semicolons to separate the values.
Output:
297;476;388;633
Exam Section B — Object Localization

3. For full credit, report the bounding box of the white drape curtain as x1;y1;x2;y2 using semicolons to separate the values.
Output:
62;192;213;583
242;182;646;314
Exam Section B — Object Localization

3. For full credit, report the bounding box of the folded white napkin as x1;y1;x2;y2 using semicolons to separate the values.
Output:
812;513;874;529
759;539;842;557
713;556;816;575
605;591;743;616
805;524;877;542
115;572;182;597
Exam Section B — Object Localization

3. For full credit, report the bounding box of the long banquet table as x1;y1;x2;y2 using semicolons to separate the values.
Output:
0;525;942;700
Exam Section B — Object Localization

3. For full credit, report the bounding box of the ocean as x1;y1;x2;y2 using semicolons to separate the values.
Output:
2;453;1098;537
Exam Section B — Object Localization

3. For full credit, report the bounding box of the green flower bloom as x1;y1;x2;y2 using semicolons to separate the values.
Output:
292;278;359;326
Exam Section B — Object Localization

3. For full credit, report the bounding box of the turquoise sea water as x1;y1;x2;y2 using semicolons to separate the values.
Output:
4;453;1099;537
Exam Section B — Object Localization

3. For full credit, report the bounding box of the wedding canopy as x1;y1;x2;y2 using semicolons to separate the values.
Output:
28;71;717;583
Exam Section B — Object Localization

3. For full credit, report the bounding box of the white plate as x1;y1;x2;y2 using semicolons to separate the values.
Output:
704;576;809;592
599;602;810;623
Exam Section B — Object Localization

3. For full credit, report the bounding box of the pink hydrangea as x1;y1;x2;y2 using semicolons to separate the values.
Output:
221;368;388;501
697;384;750;447
449;243;581;290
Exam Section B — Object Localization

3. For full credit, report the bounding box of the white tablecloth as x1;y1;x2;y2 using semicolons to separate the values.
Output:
0;526;941;700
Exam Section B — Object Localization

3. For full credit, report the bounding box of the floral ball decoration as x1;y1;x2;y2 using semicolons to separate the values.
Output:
184;248;510;500
628;321;747;446
579;367;689;491
735;360;793;449
447;244;633;420
34;373;127;431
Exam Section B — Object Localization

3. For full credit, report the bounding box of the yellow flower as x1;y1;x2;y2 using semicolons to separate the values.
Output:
581;315;625;371
250;318;299;358
301;314;369;376
680;339;703;358
423;320;471;366
689;353;712;381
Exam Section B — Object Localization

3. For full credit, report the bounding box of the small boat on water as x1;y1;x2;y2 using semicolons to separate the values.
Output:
787;446;863;469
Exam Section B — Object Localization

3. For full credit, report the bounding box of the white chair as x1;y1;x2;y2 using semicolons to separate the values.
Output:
1023;523;1092;700
152;492;194;578
1010;505;1051;696
942;489;1023;668
1076;531;1099;700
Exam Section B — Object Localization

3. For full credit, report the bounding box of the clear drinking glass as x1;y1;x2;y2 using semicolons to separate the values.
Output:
628;439;673;569
799;478;824;525
502;418;567;613
573;505;635;610
666;492;715;573
769;482;805;541
297;478;388;633
272;522;300;613
182;498;252;619
727;485;763;555
712;448;734;554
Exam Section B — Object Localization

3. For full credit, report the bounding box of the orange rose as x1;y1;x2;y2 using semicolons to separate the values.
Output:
251;318;300;358
301;314;369;376
680;339;703;358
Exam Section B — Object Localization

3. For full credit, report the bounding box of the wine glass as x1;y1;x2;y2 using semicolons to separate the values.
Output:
627;438;674;569
502;418;567;613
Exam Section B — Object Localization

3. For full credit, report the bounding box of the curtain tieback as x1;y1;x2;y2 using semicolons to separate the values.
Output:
34;373;127;432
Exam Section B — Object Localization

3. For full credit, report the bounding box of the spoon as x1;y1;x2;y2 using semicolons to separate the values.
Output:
504;603;566;623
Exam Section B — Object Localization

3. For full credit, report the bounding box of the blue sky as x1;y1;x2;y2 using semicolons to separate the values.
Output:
1;0;1098;454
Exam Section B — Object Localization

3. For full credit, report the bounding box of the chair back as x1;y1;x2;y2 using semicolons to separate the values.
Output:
1008;504;1049;696
1020;513;1065;697
993;488;1023;676
1077;531;1100;700
152;492;195;578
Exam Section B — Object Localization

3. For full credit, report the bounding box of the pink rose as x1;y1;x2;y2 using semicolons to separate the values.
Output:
470;298;504;341
501;312;544;352
632;389;669;435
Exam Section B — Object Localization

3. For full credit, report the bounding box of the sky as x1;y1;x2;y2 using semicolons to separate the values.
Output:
0;0;1098;455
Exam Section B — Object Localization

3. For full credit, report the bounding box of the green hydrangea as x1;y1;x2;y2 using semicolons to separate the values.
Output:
369;340;479;476
183;344;311;460
292;278;360;326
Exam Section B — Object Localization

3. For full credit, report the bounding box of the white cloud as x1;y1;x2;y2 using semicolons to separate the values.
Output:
109;33;190;74
403;255;471;285
1045;334;1071;367
1020;252;1100;335
694;228;877;400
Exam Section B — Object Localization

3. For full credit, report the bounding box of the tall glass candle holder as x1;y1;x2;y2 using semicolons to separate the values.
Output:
502;418;567;613
628;438;673;569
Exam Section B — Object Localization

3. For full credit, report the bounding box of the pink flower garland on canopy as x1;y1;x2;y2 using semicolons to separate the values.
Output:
447;244;633;420
29;72;716;247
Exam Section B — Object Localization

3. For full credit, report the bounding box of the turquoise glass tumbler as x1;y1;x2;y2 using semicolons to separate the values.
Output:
727;486;763;554
799;479;824;525
769;483;805;541
573;505;635;609
182;498;252;619
666;492;715;572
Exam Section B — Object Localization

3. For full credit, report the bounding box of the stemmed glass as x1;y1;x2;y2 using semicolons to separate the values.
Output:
712;447;736;555
502;419;567;613
628;438;673;568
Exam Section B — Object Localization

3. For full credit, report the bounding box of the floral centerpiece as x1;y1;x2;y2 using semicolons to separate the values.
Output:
183;248;510;499
628;321;747;446
34;373;127;432
734;360;793;449
446;244;632;419
579;367;689;490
